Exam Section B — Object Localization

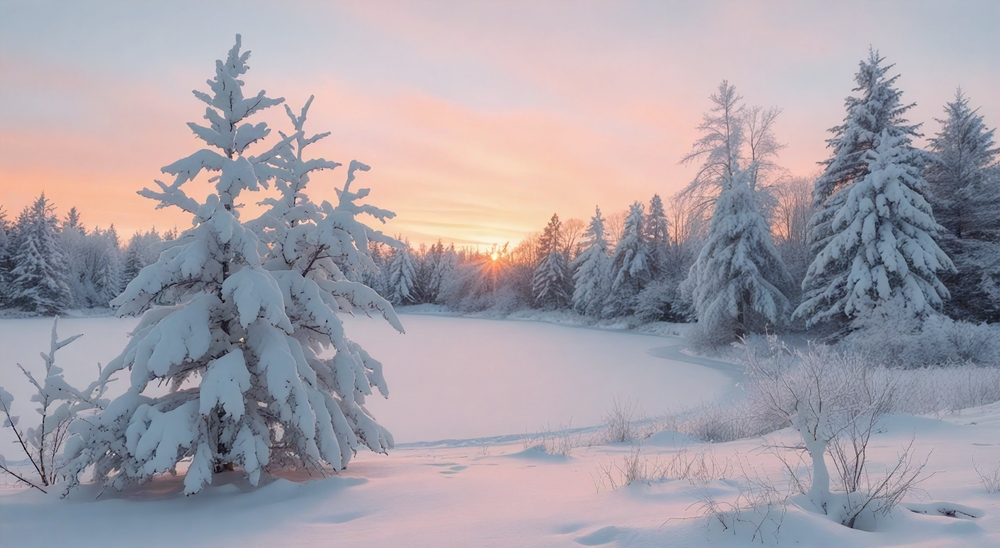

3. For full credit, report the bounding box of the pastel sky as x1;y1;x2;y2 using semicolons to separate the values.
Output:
1;1;998;247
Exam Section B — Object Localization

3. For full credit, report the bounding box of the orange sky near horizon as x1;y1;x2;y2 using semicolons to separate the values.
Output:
2;1;998;248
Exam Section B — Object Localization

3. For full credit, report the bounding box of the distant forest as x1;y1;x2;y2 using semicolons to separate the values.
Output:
2;51;998;352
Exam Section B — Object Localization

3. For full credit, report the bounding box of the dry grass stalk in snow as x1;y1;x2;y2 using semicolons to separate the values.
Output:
693;459;790;544
973;456;1000;494
593;445;731;492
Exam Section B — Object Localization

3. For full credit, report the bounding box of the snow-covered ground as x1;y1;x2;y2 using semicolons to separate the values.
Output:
1;315;998;547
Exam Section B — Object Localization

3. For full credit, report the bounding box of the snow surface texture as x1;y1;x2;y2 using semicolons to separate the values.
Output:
2;315;999;547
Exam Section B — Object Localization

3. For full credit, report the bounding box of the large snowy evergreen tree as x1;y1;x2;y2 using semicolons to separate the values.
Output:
679;81;792;345
532;214;572;309
797;50;923;331
571;207;611;316
926;89;1000;240
9;194;72;315
64;37;398;495
925;90;1000;322
795;131;953;331
603;202;650;317
682;167;793;344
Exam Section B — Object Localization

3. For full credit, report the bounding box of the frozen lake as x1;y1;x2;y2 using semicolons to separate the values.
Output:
0;313;736;444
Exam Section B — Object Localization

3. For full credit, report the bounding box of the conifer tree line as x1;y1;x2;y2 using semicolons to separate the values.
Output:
3;48;998;348
0;197;176;314
365;49;1000;346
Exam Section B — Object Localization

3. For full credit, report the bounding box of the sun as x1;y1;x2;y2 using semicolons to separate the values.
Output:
490;251;500;261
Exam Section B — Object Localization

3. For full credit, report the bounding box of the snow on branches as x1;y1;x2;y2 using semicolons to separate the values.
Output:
62;37;402;496
795;131;953;330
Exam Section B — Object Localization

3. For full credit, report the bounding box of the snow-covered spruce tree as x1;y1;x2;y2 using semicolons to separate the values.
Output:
798;49;922;331
59;208;89;308
431;244;459;304
248;96;402;472
93;226;123;307
571;207;611;316
9;194;72;315
532;213;572;309
679;81;792;344
634;195;687;323
926;89;1000;241
926;90;1000;323
795;130;953;333
120;229;166;291
386;241;418;305
61;36;350;495
645;194;671;278
603;202;650;317
0;206;11;308
368;242;392;298
417;240;448;303
681;167;793;345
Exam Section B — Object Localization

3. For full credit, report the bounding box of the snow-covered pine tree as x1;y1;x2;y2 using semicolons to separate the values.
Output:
926;89;1000;240
249;96;402;472
679;81;792;345
386;241;418;305
92;226;123;307
926;90;1000;322
59;208;89;308
62;36;322;495
645;194;671;278
371;243;392;298
571;207;611;316
417;240;445;303
797;49;922;330
603;202;650;317
795;130;953;332
0;207;11;308
681;166;793;344
9;194;72;315
120;229;164;291
532;213;571;309
431;243;459;305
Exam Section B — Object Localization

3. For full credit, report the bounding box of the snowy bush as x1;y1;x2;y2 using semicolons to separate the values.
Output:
633;279;690;324
0;318;106;492
678;399;784;444
843;312;1000;368
737;335;926;528
881;366;1000;415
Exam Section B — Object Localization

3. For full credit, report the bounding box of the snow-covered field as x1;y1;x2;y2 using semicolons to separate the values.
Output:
1;315;998;547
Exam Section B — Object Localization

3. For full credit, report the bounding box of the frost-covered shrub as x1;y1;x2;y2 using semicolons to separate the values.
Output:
916;315;1000;365
882;366;1000;414
633;279;690;324
736;335;917;522
843;312;1000;368
679;400;784;443
0;318;105;492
